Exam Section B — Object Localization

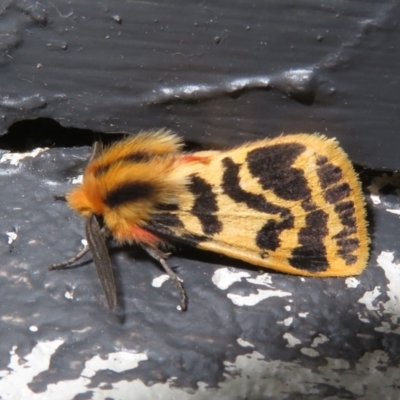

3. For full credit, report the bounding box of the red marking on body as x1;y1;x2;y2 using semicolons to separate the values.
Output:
117;226;161;246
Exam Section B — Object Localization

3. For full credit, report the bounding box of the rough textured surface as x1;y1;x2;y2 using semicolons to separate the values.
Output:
0;148;399;399
1;0;400;167
1;0;400;399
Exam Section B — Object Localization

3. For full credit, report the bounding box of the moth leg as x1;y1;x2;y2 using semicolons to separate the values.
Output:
141;244;187;311
49;245;90;270
53;194;67;201
48;226;110;270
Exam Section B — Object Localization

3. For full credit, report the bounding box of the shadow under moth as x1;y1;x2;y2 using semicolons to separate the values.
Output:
50;130;369;311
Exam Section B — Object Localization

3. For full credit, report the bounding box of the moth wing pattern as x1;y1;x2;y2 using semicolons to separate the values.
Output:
146;134;369;277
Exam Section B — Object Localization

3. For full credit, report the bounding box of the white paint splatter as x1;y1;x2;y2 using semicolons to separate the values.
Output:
370;194;381;205
65;291;74;300
228;289;291;307
345;277;360;288
222;349;400;399
367;172;400;205
283;333;301;347
152;274;170;288
246;273;273;287
386;209;400;215
311;334;329;348
212;268;250;290
375;321;392;333
29;326;38;332
355;252;400;333
0;340;64;399
0;340;397;398
298;312;308;318
0;341;149;400
357;286;381;311
0;148;49;166
285;305;291;311
277;317;293;326
357;312;370;324
212;268;291;306
81;351;148;378
300;348;319;357
237;339;254;348
6;231;17;245
71;175;83;184
375;251;400;334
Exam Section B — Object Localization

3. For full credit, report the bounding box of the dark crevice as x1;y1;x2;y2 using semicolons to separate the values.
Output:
0;117;204;152
0;118;124;151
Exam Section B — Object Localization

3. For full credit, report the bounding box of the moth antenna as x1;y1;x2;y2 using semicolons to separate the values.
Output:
49;245;90;270
141;243;187;311
88;140;103;162
85;213;117;311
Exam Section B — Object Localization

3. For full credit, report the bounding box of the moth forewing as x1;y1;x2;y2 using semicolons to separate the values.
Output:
85;213;117;311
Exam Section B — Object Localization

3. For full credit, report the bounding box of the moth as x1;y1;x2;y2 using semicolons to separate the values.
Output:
50;129;369;311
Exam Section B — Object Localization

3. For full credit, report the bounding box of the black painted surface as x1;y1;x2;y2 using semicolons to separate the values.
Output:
0;141;398;395
1;0;400;397
1;0;400;168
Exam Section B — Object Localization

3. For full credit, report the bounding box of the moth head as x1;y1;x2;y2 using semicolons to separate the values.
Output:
67;174;104;217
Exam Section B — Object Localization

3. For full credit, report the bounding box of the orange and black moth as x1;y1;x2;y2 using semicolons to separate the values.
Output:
50;130;369;311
